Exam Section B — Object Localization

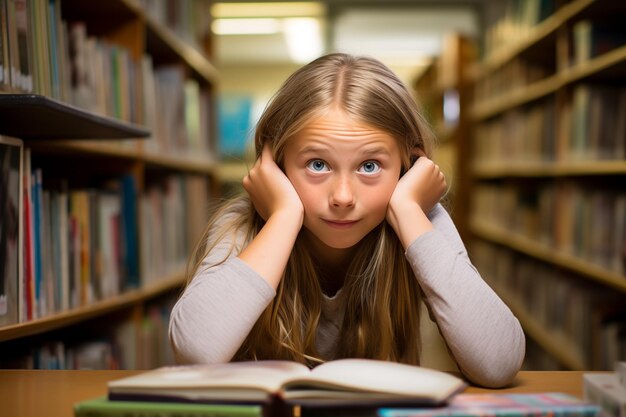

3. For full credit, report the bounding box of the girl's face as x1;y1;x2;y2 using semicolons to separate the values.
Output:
283;109;403;261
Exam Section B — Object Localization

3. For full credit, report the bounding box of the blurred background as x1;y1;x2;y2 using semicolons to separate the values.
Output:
1;0;624;372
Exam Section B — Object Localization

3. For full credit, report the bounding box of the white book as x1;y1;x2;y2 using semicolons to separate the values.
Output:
617;362;626;389
584;373;626;417
109;359;466;407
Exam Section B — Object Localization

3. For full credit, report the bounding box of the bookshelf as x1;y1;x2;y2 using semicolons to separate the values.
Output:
470;0;626;371
413;33;476;240
0;0;217;369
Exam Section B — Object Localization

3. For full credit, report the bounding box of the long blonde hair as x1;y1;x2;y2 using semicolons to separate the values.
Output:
189;53;435;367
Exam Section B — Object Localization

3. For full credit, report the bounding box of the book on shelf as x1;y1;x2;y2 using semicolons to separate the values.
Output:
378;393;600;417
0;135;23;326
572;20;626;66
74;397;263;417
107;359;466;408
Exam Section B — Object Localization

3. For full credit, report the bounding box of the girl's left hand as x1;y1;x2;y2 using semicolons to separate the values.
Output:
389;154;447;215
386;153;447;244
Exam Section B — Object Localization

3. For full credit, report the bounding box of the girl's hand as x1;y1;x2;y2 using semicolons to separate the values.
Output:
242;143;304;223
390;154;447;215
386;153;447;247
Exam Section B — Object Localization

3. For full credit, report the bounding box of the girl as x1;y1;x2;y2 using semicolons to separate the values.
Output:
169;53;525;388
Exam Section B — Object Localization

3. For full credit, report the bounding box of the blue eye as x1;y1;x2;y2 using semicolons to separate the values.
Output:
307;159;329;172
359;161;381;174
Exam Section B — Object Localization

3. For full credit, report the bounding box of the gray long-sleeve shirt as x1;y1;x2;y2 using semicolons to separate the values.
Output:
169;204;525;388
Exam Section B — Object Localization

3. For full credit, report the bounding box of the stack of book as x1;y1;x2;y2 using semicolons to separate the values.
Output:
74;359;467;417
584;362;626;417
74;359;601;417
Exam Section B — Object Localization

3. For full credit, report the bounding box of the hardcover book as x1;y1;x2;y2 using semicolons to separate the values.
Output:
74;396;263;417
108;359;466;408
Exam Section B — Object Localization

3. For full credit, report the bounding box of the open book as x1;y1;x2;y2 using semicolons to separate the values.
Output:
108;359;466;407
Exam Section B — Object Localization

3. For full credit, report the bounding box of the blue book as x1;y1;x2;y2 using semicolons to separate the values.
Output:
378;393;600;417
120;175;139;289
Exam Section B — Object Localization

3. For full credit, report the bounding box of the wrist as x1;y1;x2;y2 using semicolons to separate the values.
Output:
387;201;433;249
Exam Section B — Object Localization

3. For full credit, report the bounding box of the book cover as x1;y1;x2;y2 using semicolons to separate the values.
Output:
74;396;264;417
378;392;600;417
108;359;466;408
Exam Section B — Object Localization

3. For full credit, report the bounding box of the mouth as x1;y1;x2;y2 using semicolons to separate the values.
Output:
323;219;360;229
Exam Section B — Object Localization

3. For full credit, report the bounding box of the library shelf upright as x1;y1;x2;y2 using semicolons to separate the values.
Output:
413;33;477;241
0;0;218;370
469;0;626;371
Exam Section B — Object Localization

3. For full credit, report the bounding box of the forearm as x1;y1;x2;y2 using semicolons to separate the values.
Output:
238;209;302;289
169;258;275;364
406;206;525;387
386;201;433;249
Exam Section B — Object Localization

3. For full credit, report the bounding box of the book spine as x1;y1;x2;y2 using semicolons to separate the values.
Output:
74;400;263;417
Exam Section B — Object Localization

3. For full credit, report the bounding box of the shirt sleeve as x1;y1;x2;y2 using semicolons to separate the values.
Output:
405;204;525;388
168;224;276;365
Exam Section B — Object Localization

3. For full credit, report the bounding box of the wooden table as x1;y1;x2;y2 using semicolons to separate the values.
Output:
0;370;591;417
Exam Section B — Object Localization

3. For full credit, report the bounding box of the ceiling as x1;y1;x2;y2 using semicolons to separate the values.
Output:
213;0;484;70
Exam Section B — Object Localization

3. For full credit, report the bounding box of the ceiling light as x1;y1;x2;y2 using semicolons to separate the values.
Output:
212;18;281;35
283;18;323;63
212;2;325;18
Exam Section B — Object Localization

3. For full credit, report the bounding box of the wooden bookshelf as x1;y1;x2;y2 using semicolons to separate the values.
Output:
471;221;626;293
472;43;626;120
473;160;626;178
0;269;185;343
496;289;586;371
0;0;217;369
469;0;626;370
413;34;476;240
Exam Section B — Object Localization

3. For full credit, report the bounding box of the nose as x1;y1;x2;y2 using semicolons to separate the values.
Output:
330;176;355;208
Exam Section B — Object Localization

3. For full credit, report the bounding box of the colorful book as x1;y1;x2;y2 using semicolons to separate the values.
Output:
378;393;600;417
74;396;263;417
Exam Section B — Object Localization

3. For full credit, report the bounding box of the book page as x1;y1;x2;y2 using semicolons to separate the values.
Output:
282;359;465;402
109;361;311;394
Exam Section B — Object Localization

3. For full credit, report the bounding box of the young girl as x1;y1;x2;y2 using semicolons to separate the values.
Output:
169;53;525;388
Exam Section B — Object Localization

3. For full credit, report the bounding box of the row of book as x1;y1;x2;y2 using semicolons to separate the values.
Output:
474;57;552;104
472;240;625;370
477;13;626;102
0;0;215;158
0;139;211;326
572;19;626;67
482;0;555;61
1;298;175;369
474;84;626;163
138;0;212;55
472;181;626;274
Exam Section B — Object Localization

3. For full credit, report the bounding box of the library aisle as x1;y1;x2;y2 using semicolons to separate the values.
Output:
468;0;626;370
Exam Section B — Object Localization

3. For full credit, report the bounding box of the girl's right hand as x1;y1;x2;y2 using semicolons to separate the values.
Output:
242;143;304;224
